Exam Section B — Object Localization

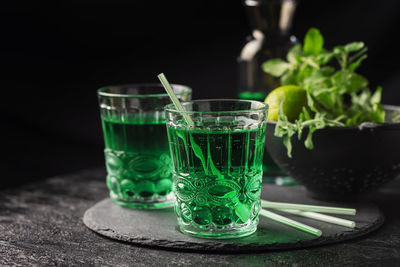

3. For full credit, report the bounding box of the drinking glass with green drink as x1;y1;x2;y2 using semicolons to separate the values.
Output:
97;83;191;209
157;73;355;239
164;98;268;238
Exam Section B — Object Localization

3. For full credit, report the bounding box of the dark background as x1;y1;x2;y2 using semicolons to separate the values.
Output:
1;1;400;188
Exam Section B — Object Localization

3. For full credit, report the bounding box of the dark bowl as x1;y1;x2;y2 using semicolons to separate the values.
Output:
266;105;400;200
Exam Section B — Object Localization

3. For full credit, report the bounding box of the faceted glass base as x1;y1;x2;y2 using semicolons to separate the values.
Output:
178;220;258;239
110;191;175;209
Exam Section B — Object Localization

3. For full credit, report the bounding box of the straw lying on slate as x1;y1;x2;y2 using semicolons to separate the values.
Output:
158;72;356;238
260;199;356;236
261;200;356;215
279;209;355;228
261;200;356;235
260;209;323;237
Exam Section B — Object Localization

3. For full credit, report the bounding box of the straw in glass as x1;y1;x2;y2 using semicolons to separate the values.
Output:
157;73;194;127
259;209;322;237
279;209;356;228
261;200;356;215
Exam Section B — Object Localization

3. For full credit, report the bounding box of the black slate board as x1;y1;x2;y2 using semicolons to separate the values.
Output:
83;184;384;253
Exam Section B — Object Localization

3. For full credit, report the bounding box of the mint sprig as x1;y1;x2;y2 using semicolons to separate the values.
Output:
263;28;385;157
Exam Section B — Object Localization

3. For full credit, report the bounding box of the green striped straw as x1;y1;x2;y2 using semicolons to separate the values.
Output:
261;200;356;215
260;209;322;237
158;73;194;127
279;209;355;228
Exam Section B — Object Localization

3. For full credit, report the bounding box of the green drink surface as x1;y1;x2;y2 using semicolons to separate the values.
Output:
167;124;266;236
101;116;173;207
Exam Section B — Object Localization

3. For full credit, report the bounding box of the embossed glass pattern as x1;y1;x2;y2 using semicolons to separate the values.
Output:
98;84;191;209
165;100;268;238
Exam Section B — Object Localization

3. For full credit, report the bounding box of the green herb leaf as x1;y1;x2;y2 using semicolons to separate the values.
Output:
348;54;367;72
302;106;312;120
303;69;332;88
344;42;364;52
371;86;382;104
332;70;368;94
287;44;302;63
262;59;290;77
333;45;346;54
275;103;297;157
316;51;335;65
295;65;314;84
303;28;324;56
371;103;385;123
306;89;317;112
312;88;336;110
304;127;316;150
281;70;297;85
320;66;335;75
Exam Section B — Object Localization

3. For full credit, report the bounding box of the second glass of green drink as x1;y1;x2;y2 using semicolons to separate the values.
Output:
97;84;191;209
165;99;268;238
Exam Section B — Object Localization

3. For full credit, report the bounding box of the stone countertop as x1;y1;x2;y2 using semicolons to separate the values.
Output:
1;169;400;266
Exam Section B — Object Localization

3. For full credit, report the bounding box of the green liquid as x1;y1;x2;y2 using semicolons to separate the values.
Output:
102;117;174;208
167;124;266;238
238;91;267;102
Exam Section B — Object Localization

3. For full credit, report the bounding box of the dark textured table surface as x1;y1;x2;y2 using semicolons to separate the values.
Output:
1;169;400;266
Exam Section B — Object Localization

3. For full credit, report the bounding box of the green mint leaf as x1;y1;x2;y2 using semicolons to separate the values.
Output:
275;103;296;158
304;127;316;150
320;66;335;76
332;70;368;94
314;113;327;128
344;42;364;53
296;119;303;140
370;86;382;104
282;135;292;158
304;28;324;56
312;88;336;110
302;106;312;120
333;45;345;54
348;54;367;72
306;89;318;112
349;47;367;65
295;65;314;84
262;58;290;77
348;112;362;126
316;51;335;65
281;70;297;85
371;103;385;123
346;73;368;93
275;103;290;138
350;89;376;123
303;69;332;88
287;44;302;63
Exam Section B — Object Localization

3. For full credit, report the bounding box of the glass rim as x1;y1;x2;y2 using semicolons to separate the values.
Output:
165;99;269;115
97;83;192;98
